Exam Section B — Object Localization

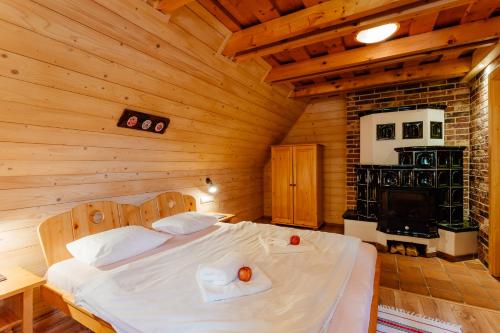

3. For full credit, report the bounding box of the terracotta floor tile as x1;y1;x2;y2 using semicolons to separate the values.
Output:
418;257;444;271
463;294;500;310
425;277;456;290
447;272;477;284
381;271;400;289
400;282;429;296
464;260;487;271
396;256;420;268
382;261;397;273
477;279;499;288
380;253;396;263
429;287;464;303
454;283;490;298
486;288;500;302
443;262;470;275
381;270;398;279
398;265;421;274
400;269;425;284
471;271;500;288
422;269;450;281
377;252;499;312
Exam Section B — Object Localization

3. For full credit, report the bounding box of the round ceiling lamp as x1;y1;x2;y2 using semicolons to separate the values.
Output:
355;23;399;44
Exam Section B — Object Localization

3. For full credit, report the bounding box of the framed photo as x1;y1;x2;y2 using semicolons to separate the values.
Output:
117;109;170;134
376;123;396;140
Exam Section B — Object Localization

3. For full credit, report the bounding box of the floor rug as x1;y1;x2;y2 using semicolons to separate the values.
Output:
377;305;462;333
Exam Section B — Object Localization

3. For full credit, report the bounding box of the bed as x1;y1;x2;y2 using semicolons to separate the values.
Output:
38;192;380;333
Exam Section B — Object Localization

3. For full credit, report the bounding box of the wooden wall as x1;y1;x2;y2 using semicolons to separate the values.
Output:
264;98;347;224
0;0;306;280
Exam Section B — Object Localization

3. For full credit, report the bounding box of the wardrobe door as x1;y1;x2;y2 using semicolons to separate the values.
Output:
293;145;318;227
272;146;294;225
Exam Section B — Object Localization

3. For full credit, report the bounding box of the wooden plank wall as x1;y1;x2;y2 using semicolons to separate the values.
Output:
0;0;306;282
264;98;347;224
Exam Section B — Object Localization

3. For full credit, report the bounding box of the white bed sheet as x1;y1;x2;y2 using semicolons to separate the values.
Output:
47;223;376;333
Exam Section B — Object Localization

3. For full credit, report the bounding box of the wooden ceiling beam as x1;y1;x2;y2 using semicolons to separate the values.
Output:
461;43;500;82
291;58;472;98
245;0;281;22
289;42;490;82
197;0;241;32
230;0;472;61
461;0;498;23
266;16;500;83
408;12;439;35
287;42;491;83
155;0;193;13
222;0;422;57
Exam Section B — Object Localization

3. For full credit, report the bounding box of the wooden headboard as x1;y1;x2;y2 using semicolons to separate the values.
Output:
38;192;196;267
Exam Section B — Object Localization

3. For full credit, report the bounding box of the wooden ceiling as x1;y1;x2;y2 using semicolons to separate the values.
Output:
154;0;500;98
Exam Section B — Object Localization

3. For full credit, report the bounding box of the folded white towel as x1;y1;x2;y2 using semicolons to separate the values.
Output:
196;265;272;302
259;235;315;254
197;253;246;286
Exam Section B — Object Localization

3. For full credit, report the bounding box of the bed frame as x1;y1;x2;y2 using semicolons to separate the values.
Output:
37;191;381;333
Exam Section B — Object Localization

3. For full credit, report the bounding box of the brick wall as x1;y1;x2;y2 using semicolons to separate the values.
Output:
345;78;471;220
469;59;500;265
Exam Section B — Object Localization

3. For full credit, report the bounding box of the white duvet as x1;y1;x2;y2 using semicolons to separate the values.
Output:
75;222;360;333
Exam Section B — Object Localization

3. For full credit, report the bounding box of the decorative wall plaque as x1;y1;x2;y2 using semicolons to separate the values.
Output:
430;121;443;139
91;211;105;224
376;123;395;140
117;109;170;134
402;121;423;139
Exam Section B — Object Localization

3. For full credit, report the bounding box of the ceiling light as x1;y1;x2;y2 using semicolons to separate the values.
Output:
356;23;399;44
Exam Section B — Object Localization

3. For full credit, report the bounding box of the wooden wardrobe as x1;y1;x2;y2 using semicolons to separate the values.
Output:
271;144;323;229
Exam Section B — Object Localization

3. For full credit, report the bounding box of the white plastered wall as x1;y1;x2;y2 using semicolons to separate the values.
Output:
360;109;445;165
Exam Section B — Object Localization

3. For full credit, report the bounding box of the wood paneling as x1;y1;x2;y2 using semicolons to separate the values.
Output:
489;66;500;277
0;0;305;290
265;98;346;224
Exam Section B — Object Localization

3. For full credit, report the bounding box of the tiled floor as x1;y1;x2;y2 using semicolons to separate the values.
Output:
380;252;500;311
379;287;500;333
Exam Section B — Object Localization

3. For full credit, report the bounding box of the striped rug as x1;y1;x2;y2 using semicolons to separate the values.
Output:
377;305;462;333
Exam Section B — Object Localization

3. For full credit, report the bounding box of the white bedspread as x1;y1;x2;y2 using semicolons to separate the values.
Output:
75;222;360;333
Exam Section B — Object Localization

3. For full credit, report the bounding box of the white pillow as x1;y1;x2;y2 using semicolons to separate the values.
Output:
66;226;171;267
152;212;218;235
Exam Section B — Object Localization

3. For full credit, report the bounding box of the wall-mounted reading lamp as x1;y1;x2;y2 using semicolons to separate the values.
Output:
205;178;218;194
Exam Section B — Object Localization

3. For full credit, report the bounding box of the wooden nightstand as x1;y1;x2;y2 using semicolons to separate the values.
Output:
0;267;45;333
208;212;236;223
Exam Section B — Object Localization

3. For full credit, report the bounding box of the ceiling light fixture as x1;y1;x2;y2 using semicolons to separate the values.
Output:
356;23;399;44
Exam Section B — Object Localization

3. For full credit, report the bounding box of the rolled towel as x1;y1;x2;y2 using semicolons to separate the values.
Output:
259;235;315;254
198;253;246;286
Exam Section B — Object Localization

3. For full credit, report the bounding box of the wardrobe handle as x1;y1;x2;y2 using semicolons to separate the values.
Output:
289;184;296;186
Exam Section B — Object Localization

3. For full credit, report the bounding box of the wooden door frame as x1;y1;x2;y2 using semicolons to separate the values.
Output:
489;65;500;277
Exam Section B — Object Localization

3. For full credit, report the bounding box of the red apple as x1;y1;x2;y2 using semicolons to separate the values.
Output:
238;267;252;282
290;235;301;245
